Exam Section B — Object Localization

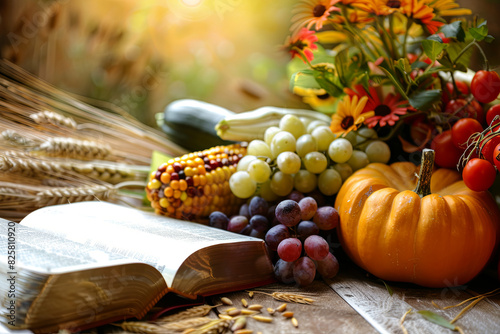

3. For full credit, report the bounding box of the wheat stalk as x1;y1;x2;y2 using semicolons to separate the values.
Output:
160;317;212;331
34;137;112;160
34;184;116;207
0;150;148;183
30;110;77;129
0;60;187;161
187;319;230;334
0;60;186;219
157;305;215;323
247;291;315;305
113;321;164;334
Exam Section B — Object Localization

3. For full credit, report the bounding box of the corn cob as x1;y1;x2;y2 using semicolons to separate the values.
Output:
146;144;247;221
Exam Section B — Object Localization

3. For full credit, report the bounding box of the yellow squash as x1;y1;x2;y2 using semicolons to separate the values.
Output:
334;149;500;288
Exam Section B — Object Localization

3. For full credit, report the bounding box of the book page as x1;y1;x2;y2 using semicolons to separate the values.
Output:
0;220;135;273
19;201;263;287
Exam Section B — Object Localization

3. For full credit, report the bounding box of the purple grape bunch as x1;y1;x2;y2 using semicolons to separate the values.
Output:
265;197;340;286
209;195;271;238
208;194;341;287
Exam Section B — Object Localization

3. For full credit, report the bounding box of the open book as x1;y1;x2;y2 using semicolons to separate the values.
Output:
0;201;275;333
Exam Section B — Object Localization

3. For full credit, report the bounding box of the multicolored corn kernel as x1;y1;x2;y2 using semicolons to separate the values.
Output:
146;144;247;221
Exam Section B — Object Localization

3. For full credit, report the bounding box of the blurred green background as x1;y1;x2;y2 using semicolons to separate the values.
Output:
0;0;498;129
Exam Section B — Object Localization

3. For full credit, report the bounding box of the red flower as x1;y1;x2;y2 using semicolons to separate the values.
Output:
345;85;410;128
283;28;319;63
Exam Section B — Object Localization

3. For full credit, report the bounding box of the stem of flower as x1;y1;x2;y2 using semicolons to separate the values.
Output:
473;40;489;71
402;18;412;58
452;39;489;71
291;47;313;67
388;15;400;60
375;17;395;60
341;13;378;61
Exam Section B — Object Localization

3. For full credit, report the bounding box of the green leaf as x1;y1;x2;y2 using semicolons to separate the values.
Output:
427;34;444;43
312;68;344;97
484;34;495;43
437;56;468;72
289;70;322;92
422;40;447;62
396;58;412;75
469;25;489;41
378;279;393;296
409;89;442;110
441;21;465;42
378;67;408;100
417;311;456;330
411;61;430;70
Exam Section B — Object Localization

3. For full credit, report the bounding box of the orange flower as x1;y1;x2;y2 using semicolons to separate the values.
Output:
364;0;403;16
290;0;341;35
401;0;444;34
423;0;471;18
329;7;374;25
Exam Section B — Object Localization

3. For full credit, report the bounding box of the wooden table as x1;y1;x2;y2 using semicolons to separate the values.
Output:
4;261;499;334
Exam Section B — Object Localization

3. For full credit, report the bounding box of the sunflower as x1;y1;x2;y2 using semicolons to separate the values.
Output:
290;0;342;35
423;0;471;18
344;84;409;128
329;6;374;26
400;0;444;34
330;95;375;136
364;0;403;16
293;86;338;112
282;28;319;63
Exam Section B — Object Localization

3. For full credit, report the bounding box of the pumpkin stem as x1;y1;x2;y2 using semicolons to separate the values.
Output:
413;148;435;198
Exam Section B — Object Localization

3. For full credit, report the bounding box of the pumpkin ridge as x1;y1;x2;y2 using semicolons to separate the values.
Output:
357;187;399;273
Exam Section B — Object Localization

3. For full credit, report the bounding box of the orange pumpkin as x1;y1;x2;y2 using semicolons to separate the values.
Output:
334;149;500;288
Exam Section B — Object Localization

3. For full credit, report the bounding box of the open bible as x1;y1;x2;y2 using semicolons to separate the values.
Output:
0;201;275;333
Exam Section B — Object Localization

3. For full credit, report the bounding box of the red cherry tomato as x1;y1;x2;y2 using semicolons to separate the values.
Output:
444;98;484;125
442;81;470;106
470;70;500;104
493;142;500;171
462;158;496;191
430;130;464;168
451;118;483;149
480;126;500;164
486;104;500;127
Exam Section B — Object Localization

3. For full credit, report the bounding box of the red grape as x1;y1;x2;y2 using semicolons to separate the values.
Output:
312;206;339;230
316;252;340;279
227;215;248;233
277;238;302;262
304;235;330;260
293;256;316;286
298;196;318;221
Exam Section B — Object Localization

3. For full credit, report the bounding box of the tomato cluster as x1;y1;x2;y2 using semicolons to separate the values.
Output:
426;71;500;192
